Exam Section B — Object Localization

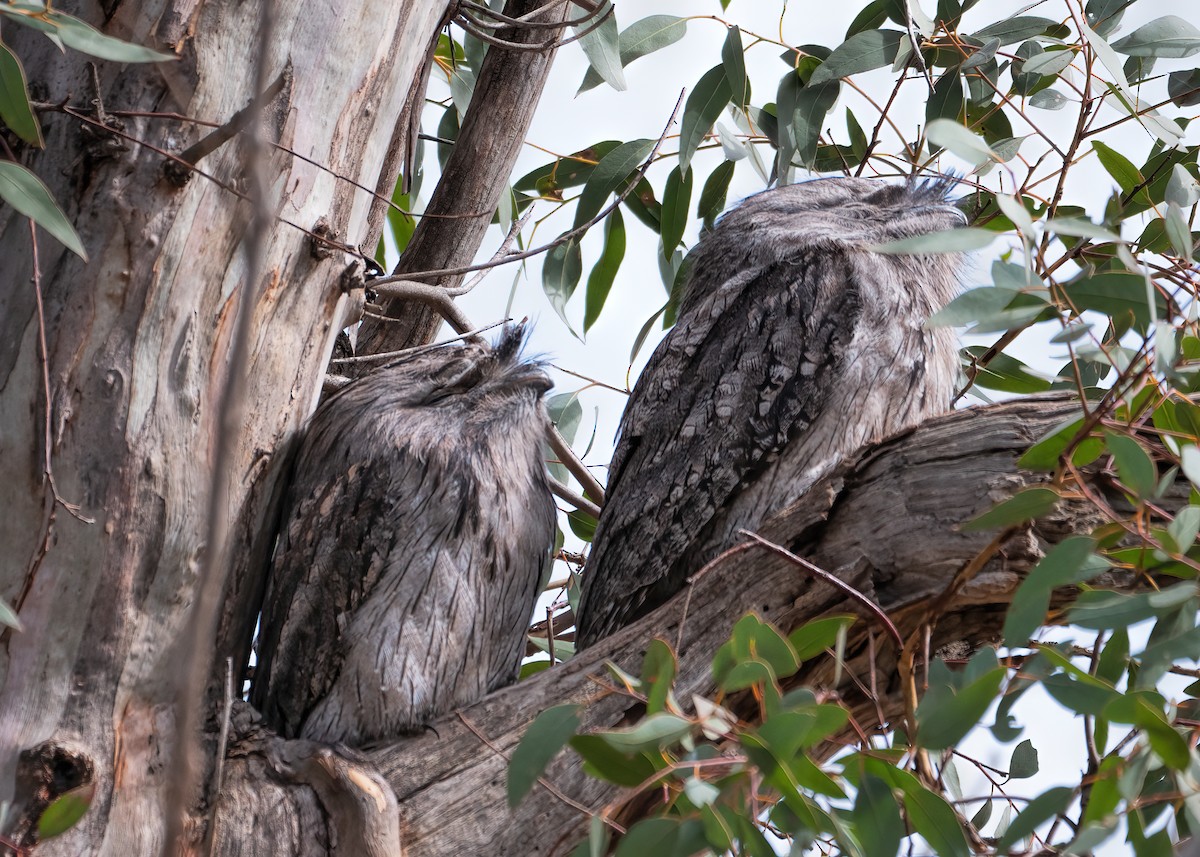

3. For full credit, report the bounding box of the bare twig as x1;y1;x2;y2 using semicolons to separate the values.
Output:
737;530;903;648
452;1;612;52
549;476;603;519
460;0;602;29
164;71;288;184
369;279;476;334
547;424;606;506
329;320;511;366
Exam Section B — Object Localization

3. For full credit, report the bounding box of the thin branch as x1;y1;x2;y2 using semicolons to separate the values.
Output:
369;280;476;334
550;476;603;519
547;424;606;506
329;320;511;367
737;530;903;649
452;1;612;52
459;0;602;29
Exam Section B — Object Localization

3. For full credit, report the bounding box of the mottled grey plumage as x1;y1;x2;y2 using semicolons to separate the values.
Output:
253;327;555;745
576;177;964;647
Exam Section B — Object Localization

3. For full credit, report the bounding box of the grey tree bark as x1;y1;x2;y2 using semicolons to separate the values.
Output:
0;0;448;852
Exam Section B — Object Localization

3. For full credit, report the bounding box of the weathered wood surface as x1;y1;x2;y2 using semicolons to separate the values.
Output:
0;1;449;852
213;395;1166;857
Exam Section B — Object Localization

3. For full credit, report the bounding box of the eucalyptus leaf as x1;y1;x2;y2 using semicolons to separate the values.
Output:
871;226;997;254
507;704;581;807
576;1;625;91
1111;16;1200;59
808;30;906;86
578;16;687;94
0;38;41;146
678;65;732;173
0;161;87;259
31;10;175;62
926;118;995;166
573;139;654;229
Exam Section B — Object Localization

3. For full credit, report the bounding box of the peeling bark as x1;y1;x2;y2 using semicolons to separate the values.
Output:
0;1;449;851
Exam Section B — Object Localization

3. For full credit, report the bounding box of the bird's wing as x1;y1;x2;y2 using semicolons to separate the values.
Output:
577;248;862;644
251;435;413;737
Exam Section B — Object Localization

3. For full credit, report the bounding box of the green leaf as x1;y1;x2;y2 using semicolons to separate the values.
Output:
613;818;695;857
853;775;902;857
578;15;687;94
1069;582;1198;629
1030;89;1069;110
1182;445;1200;489
927;286;1045;329
901;783;970;857
1111;16;1200;59
660;166;692;259
916;663;1006;750
678;65;732;173
962;486;1061;532
37;786;93;839
789;615;855;661
542;237;583;327
1167;69;1200;107
1105;431;1157;497
964;348;1054;395
0;161;87;260
972;16;1057;45
927;69;964;125
1004;536;1104;645
809;30;905;85
583;208;626;333
997;786;1074;851
1166;164;1200;207
722;25;749;107
1065;271;1167;332
22;11;175;62
1008;739;1039;778
0;596;20;631
926;119;996;167
1093;140;1144;194
640;638;676;715
0;37;41;146
508;704;582;807
569;735;658;786
1048;216;1121;242
788;80;839;169
871;226;996;254
595;712;692;752
574;139;655;229
1042;672;1121;716
696;160;735;227
576;1;625;90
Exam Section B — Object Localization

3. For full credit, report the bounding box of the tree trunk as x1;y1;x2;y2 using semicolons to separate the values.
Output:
0;1;447;852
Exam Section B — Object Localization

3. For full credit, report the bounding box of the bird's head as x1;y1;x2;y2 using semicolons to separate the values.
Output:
718;175;966;249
